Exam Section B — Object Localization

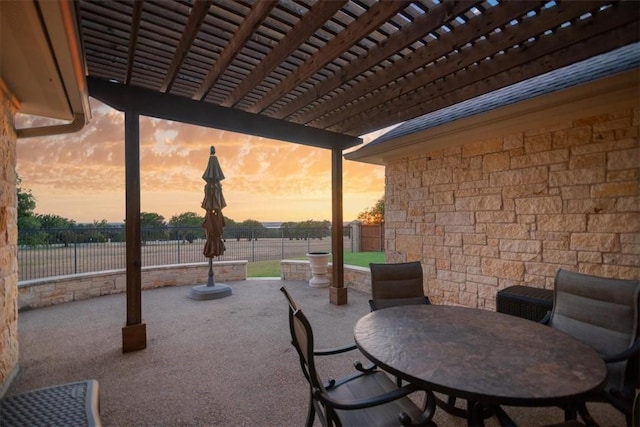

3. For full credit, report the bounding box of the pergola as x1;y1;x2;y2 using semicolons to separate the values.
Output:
9;0;639;352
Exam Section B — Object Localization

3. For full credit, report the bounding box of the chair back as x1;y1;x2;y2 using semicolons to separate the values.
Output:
280;287;327;395
550;269;640;391
634;391;639;427
369;262;429;310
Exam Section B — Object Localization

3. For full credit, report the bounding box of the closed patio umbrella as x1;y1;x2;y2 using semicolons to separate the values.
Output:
189;145;232;300
201;147;226;258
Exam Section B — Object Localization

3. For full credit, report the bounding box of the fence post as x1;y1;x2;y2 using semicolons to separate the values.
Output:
280;229;284;259
177;232;181;264
350;221;361;253
74;231;78;274
251;229;255;262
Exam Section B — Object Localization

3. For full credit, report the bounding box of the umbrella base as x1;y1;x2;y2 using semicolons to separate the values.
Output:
189;283;232;300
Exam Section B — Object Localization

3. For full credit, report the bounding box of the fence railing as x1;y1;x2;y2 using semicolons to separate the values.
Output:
18;226;352;281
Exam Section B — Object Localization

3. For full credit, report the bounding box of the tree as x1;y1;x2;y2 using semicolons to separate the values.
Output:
140;212;165;227
224;216;237;228
236;219;266;240
37;214;75;229
139;212;166;242
169;212;203;227
169;212;204;243
17;178;40;230
16;178;46;245
357;196;384;224
36;214;76;246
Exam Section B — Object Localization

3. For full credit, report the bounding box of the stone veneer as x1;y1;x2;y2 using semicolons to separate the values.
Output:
280;260;371;294
384;106;639;309
18;261;247;310
0;86;18;396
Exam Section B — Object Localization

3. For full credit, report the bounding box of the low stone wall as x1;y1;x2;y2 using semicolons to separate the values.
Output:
280;260;371;294
18;261;248;311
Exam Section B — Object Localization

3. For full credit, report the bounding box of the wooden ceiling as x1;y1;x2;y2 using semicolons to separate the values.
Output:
76;0;640;146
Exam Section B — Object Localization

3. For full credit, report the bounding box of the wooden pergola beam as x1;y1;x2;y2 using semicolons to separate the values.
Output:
124;1;143;85
88;77;361;150
193;0;277;101
161;0;212;93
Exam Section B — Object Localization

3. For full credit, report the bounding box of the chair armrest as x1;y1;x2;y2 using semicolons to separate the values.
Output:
539;311;551;325
603;338;639;364
314;343;358;356
354;360;376;373
313;383;419;410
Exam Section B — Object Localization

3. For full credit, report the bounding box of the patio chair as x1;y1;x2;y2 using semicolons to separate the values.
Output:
280;286;436;427
545;269;640;426
368;262;431;311
368;262;468;417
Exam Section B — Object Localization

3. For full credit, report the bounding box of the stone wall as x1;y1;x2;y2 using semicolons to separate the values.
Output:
0;86;18;396
18;261;247;310
280;260;371;294
385;106;639;309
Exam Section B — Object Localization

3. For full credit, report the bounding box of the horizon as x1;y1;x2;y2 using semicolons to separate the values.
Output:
63;220;355;227
16;98;388;224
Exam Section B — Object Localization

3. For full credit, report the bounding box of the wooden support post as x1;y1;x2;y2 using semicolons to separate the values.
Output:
330;147;347;305
122;110;146;352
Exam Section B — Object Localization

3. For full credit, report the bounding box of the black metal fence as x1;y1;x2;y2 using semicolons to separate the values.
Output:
18;226;352;281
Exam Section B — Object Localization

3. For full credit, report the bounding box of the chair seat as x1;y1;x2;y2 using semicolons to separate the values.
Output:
0;380;101;427
330;371;425;427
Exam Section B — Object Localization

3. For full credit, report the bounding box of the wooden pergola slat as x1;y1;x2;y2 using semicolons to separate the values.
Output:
76;0;639;136
271;0;481;121
245;0;411;114
220;0;347;108
331;2;640;135
299;0;546;128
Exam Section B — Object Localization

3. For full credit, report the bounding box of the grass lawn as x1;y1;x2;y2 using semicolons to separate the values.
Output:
247;251;384;277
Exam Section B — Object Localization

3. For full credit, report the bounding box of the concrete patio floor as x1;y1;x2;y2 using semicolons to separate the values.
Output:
6;279;625;426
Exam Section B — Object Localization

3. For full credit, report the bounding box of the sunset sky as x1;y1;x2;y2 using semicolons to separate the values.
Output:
16;99;387;224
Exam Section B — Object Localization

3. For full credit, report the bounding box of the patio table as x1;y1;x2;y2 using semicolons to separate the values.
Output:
353;305;607;426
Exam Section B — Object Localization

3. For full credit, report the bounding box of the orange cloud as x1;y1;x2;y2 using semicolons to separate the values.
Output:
16;99;385;223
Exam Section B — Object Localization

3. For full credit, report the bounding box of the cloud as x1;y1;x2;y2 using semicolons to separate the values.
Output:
16;99;384;223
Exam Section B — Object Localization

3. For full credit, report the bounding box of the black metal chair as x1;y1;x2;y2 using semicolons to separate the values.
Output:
280;286;436;427
368;262;431;311
634;391;639;427
545;269;640;426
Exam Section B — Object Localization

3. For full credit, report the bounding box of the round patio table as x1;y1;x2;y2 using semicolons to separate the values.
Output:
354;305;607;426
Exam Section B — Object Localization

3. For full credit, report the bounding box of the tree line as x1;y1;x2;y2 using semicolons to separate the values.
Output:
17;179;374;246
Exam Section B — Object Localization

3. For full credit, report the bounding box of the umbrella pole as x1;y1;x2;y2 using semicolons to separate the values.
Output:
207;257;215;287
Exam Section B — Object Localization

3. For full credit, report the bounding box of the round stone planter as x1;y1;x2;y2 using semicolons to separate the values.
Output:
306;252;331;288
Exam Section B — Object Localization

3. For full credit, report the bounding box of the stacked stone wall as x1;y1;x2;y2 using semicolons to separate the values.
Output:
0;89;18;396
280;260;371;293
385;107;639;309
18;261;248;310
